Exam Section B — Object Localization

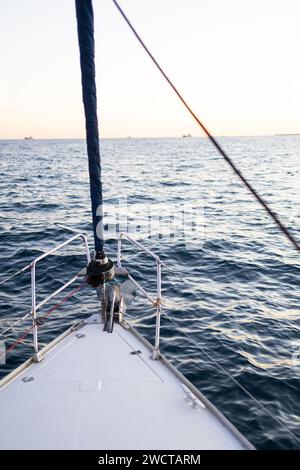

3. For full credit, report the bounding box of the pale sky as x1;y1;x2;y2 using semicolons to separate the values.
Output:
0;0;300;139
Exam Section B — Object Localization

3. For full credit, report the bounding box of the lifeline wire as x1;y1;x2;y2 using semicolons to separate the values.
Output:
161;307;300;447
161;256;300;443
0;263;31;287
112;0;300;255
0;281;86;363
0;224;86;288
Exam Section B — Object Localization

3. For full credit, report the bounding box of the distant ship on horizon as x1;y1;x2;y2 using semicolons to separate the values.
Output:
24;136;33;140
275;133;300;136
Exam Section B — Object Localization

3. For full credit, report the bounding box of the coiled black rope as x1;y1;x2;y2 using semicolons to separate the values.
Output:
112;0;300;254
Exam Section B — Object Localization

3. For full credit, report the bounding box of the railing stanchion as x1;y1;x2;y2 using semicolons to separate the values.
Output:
29;233;90;360
153;260;162;359
31;261;40;362
118;233;163;360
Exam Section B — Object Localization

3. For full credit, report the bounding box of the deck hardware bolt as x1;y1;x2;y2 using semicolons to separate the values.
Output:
130;350;142;355
22;376;34;383
75;333;85;339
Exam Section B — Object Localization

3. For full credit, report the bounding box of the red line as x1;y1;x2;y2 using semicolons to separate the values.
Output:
0;281;87;363
112;0;300;255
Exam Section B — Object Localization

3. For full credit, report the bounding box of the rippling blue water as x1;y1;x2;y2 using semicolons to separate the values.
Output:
0;136;300;449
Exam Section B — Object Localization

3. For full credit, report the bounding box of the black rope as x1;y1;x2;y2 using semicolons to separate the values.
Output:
112;0;300;254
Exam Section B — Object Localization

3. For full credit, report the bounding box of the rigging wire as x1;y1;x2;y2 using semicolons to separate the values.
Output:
161;306;300;447
0;263;31;287
113;0;300;440
119;266;300;445
0;224;87;288
110;0;300;442
124;289;300;446
55;223;88;235
160;249;300;444
0;312;31;338
112;0;300;255
0;281;86;363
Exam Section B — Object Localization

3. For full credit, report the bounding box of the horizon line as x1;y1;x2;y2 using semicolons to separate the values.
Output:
0;133;299;141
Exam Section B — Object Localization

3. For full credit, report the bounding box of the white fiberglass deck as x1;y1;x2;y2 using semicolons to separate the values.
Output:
0;314;252;450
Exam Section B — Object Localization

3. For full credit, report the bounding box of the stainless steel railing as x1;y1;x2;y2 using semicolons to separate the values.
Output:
31;233;90;361
117;233;162;359
1;232;163;363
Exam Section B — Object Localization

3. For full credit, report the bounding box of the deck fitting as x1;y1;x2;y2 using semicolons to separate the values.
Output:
22;377;34;383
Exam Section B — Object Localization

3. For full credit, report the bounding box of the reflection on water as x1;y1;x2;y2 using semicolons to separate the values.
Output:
0;136;300;449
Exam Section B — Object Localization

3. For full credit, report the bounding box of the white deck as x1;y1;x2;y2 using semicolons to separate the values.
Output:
0;314;252;450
